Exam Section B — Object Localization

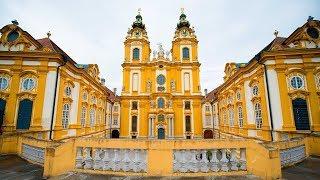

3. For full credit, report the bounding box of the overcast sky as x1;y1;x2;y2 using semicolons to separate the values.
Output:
1;0;319;94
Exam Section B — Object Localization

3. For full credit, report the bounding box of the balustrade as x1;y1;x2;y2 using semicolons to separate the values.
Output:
75;147;147;173
173;148;246;173
280;145;305;167
21;144;45;165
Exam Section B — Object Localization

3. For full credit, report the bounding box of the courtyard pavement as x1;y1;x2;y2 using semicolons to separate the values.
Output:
0;155;319;180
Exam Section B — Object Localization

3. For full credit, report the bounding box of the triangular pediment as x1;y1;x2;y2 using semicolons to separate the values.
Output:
283;19;320;49
0;23;44;52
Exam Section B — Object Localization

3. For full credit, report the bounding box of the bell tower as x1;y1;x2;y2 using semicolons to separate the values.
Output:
171;8;199;63
124;9;151;63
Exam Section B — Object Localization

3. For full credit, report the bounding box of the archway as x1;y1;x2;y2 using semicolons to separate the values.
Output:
158;128;165;139
203;130;213;139
111;129;120;138
16;99;33;130
292;98;310;130
0;99;6;129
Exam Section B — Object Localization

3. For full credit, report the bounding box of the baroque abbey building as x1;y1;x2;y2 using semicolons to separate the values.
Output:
120;12;202;139
0;12;319;142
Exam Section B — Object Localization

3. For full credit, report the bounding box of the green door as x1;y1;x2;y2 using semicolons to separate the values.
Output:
16;99;33;130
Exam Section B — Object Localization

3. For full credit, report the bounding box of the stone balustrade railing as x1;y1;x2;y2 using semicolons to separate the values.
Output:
75;147;147;172
21;144;45;165
280;145;306;167
173;148;246;173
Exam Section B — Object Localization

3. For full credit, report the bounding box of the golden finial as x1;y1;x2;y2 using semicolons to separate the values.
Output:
138;8;141;15
47;31;51;38
274;30;278;37
181;7;185;14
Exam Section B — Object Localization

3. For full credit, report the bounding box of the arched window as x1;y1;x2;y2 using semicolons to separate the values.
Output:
182;47;189;59
81;107;86;127
157;98;165;108
90;109;95;127
238;106;243;128
133;48;140;60
62;104;70;129
254;103;262;129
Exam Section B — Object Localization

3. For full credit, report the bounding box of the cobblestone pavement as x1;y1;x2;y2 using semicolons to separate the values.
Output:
0;155;319;180
0;155;43;180
282;156;320;180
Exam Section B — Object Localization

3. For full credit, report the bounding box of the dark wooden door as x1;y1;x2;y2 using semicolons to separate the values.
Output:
292;98;310;130
16;99;33;130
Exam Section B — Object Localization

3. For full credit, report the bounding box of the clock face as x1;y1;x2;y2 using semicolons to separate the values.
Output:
181;29;188;37
135;31;141;37
157;74;166;85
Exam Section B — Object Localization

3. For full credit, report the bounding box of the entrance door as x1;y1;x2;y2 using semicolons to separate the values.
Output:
16;99;33;130
292;98;310;130
111;130;120;138
204;130;213;139
0;99;6;128
158;128;165;139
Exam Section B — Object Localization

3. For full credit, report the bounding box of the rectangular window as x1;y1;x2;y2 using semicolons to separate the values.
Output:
185;116;191;132
229;108;234;127
238;106;243;128
132;73;139;92
185;101;191;110
132;101;138;110
132;116;137;132
184;73;190;91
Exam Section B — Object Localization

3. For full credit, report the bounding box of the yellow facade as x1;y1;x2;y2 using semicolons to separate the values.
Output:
120;12;203;139
0;22;116;140
204;18;320;141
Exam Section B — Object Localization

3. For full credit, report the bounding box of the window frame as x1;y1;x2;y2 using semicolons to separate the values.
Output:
254;103;262;129
182;47;190;59
81;107;86;127
62;104;70;129
132;48;140;60
290;76;304;89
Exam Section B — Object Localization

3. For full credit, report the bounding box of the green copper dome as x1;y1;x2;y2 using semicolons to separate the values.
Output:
177;13;190;29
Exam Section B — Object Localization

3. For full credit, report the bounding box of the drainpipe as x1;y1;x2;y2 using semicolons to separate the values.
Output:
257;58;274;141
49;61;67;140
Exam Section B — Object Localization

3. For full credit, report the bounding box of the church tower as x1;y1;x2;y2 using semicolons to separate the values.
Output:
120;10;203;139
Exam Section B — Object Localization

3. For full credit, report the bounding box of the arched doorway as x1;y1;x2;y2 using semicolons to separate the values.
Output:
111;130;120;138
16;99;33;130
292;98;310;130
0;99;6;130
203;130;213;139
158;128;165;139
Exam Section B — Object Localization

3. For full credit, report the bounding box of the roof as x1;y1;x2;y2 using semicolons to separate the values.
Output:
105;87;120;102
37;38;75;63
203;19;320;103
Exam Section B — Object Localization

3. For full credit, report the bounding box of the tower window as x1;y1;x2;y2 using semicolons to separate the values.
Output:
185;101;191;110
182;47;190;59
132;101;138;110
132;73;139;91
132;116;137;132
185;115;191;132
133;48;140;60
157;98;165;108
